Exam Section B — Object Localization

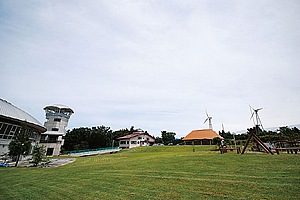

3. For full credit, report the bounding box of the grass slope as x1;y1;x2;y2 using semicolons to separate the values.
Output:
0;146;299;199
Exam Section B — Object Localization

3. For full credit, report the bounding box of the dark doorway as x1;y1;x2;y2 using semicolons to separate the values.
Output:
46;148;54;156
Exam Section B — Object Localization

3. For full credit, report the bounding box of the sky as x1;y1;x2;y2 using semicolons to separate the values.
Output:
1;0;299;137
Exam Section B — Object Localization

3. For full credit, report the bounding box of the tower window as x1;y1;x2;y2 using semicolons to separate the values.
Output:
51;128;59;131
54;118;61;122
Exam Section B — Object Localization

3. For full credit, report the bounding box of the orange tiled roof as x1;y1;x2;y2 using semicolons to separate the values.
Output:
182;129;222;140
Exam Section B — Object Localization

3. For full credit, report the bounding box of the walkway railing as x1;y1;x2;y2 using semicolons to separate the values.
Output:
67;147;121;157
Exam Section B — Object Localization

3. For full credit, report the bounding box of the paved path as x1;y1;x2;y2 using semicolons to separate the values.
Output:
8;158;76;168
46;158;76;168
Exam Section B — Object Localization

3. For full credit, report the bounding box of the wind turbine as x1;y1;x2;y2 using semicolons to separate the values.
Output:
222;122;225;132
204;110;213;129
249;106;264;131
242;106;273;155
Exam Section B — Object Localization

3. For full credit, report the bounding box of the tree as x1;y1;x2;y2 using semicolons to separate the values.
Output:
161;131;176;145
8;126;32;167
212;137;221;146
63;125;114;151
31;145;46;167
155;136;163;144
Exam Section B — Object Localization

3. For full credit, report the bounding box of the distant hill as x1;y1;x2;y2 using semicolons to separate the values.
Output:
264;124;300;131
235;124;300;134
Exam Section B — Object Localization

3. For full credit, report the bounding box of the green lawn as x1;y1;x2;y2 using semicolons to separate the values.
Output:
1;146;299;199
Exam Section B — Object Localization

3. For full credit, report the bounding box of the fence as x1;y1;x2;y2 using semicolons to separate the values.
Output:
67;147;120;157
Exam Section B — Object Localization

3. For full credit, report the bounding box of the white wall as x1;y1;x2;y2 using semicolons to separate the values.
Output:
118;133;154;148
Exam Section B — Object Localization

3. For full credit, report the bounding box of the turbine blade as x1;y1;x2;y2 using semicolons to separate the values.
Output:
249;105;253;117
250;111;255;120
204;118;208;124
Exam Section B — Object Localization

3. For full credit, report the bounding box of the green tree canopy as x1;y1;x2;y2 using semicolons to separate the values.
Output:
31;145;46;167
63;126;114;151
161;131;176;145
8;126;32;166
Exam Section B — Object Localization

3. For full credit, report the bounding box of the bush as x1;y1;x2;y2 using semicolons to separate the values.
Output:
32;145;46;167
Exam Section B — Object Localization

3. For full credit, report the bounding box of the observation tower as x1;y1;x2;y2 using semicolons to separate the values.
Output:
40;104;74;156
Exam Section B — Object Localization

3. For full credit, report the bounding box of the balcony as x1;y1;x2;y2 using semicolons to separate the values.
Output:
40;139;59;143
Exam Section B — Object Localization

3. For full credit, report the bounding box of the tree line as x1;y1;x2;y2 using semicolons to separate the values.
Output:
62;126;153;152
8;124;299;166
218;126;300;146
62;126;180;152
63;125;300;151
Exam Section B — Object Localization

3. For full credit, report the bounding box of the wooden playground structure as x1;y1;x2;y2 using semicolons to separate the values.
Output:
219;126;299;155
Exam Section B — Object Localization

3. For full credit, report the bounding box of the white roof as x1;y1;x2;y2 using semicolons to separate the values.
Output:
0;98;45;129
44;104;74;113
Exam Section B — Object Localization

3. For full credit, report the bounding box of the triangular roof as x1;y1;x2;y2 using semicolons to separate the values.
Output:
117;132;142;140
116;132;155;142
182;129;222;141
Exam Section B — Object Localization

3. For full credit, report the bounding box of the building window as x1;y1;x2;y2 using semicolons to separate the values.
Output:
30;132;38;140
138;137;142;139
0;123;21;139
0;123;8;135
54;118;61;122
40;135;57;143
131;141;137;144
51;128;59;131
120;141;126;144
0;123;3;138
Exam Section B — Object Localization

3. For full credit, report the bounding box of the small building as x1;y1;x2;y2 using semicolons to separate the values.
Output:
39;104;74;156
182;129;222;145
117;132;155;148
0;98;46;156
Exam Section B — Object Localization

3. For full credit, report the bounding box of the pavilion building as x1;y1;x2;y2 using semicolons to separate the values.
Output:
182;129;223;145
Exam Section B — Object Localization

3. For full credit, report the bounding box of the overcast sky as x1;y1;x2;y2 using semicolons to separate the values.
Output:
1;0;299;137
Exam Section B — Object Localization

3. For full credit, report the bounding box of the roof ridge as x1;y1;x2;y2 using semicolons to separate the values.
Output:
0;98;44;127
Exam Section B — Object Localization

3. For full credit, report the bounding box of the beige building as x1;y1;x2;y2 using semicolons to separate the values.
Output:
117;132;155;148
40;105;74;156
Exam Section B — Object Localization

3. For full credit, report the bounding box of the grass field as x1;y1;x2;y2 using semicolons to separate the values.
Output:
0;145;299;199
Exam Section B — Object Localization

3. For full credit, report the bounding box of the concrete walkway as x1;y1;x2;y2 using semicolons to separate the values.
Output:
7;158;76;168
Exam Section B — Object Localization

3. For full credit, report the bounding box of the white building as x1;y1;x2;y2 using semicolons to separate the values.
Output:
0;98;46;157
117;132;155;148
40;104;74;156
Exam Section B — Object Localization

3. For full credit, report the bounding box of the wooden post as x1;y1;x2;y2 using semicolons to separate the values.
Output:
252;134;274;155
241;130;253;154
237;147;240;154
242;127;275;155
192;140;195;152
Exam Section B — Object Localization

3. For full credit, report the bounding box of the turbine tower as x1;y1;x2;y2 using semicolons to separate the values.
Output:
249;106;264;131
204;110;213;129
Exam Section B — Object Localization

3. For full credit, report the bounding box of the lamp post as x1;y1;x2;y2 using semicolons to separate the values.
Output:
233;132;237;148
